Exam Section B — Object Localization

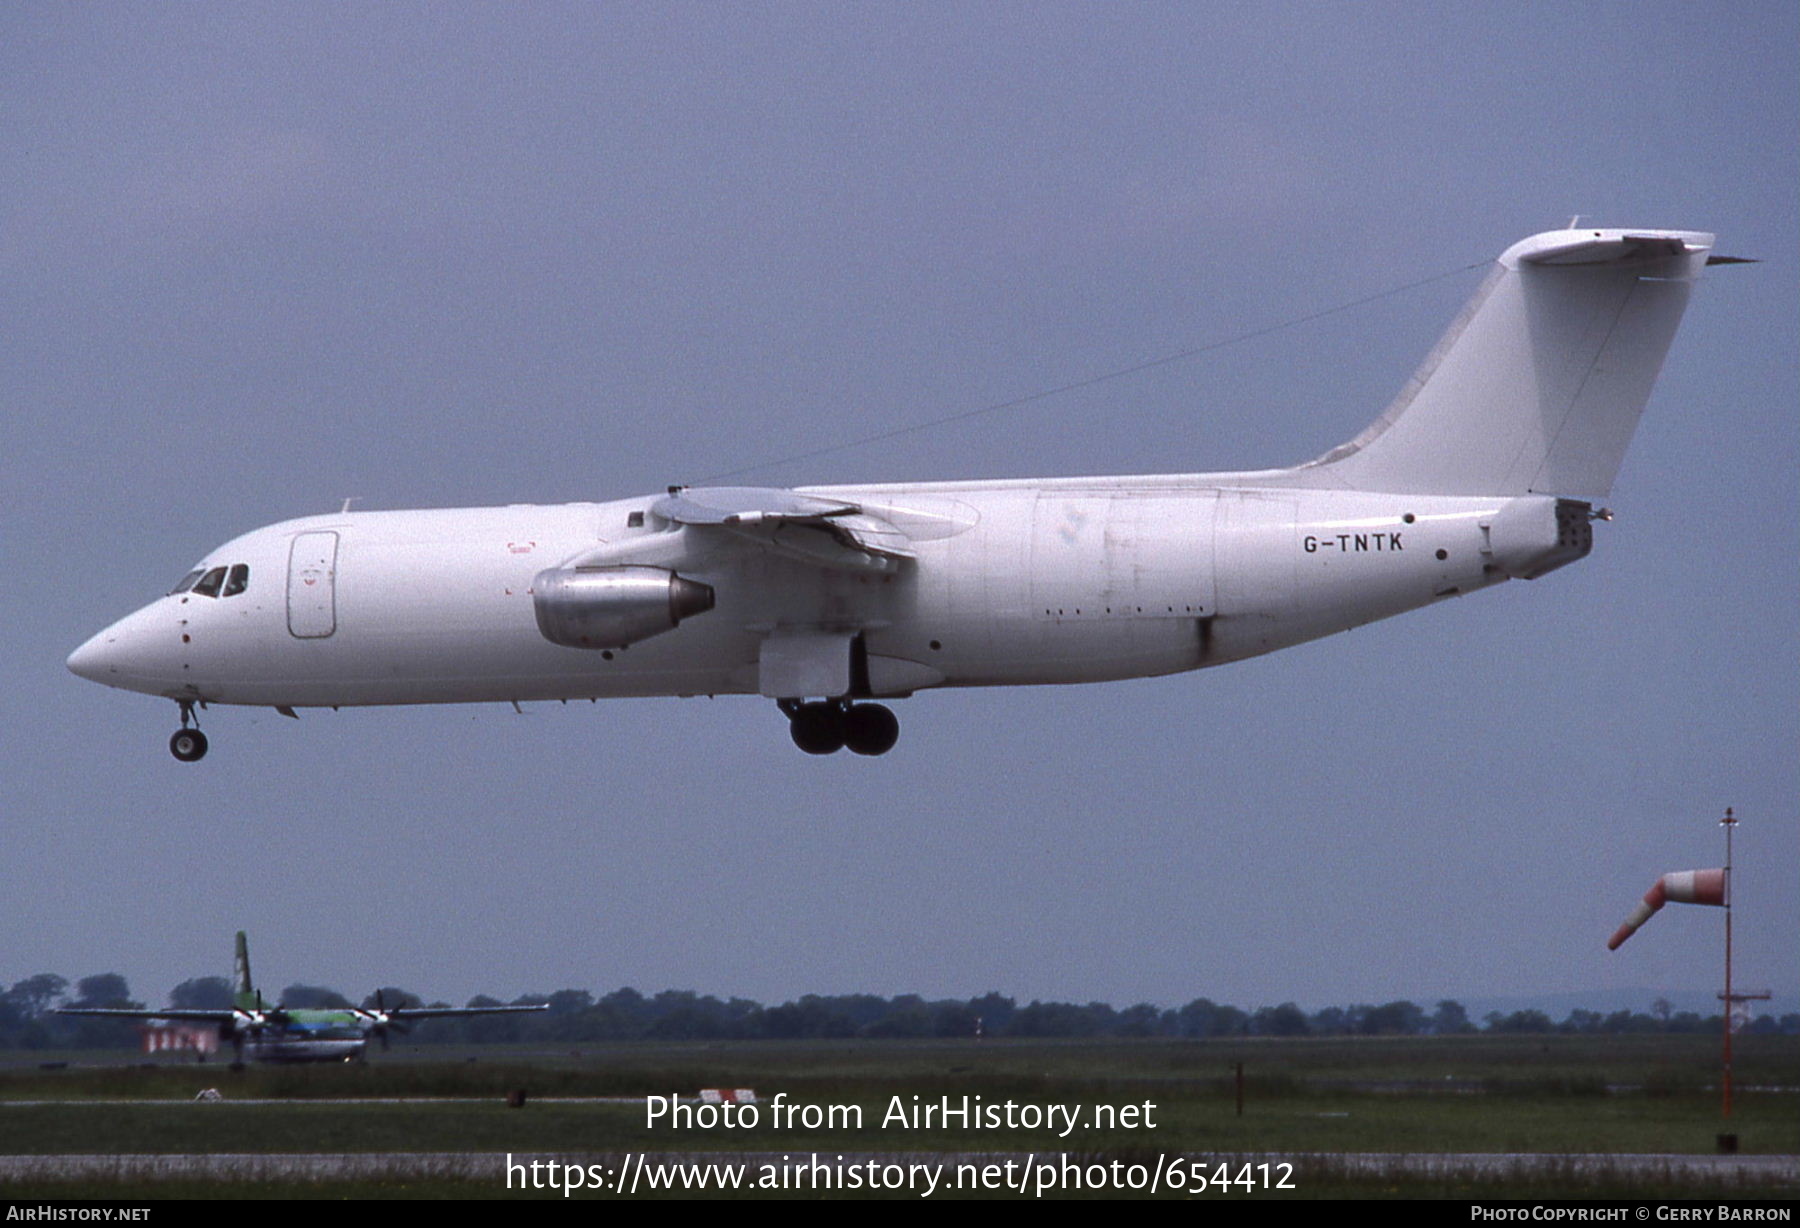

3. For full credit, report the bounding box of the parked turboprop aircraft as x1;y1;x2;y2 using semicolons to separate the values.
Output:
55;932;547;1063
68;227;1730;758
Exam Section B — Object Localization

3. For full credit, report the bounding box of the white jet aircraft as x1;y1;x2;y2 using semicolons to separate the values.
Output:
69;227;1727;759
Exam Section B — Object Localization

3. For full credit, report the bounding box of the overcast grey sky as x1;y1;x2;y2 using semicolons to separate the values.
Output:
5;2;1794;1015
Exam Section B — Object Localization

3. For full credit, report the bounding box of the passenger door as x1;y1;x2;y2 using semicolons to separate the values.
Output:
286;531;338;638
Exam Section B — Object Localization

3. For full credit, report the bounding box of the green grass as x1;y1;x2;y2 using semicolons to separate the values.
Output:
6;1032;1794;1100
2;1035;1795;1198
2;1088;1793;1157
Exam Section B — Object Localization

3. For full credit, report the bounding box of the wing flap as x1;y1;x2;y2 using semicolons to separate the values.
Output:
653;486;916;573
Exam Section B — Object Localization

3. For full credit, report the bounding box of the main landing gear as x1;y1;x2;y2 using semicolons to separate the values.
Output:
169;700;208;763
780;699;900;757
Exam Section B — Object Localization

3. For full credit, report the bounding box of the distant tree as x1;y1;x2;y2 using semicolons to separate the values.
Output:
1431;1000;1474;1035
1559;1009;1604;1034
65;974;143;1049
646;989;702;1024
0;996;23;1043
1361;1001;1426;1036
761;996;855;1039
930;1001;979;1038
863;1005;932;1039
170;977;233;1010
967;992;1016;1035
1250;1003;1310;1037
69;974;139;1009
1010;1001;1115;1038
719;997;763;1034
455;994;529;1044
545;989;594;1016
1116;1003;1163;1038
280;984;353;1009
13;1021;55;1050
835;994;898;1032
601;987;646;1014
1175;998;1247;1038
6;974;69;1018
1487;1009;1553;1034
648;993;752;1041
886;994;928;1016
1310;1006;1349;1035
574;988;651;1040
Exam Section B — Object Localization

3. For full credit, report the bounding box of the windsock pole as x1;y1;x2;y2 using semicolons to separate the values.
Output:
1721;807;1735;1119
1603;807;1739;1121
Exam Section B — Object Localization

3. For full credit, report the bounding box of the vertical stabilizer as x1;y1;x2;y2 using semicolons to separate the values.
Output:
1301;228;1713;497
232;931;256;1010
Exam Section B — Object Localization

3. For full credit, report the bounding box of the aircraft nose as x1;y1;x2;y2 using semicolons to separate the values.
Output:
67;628;122;682
68;605;178;692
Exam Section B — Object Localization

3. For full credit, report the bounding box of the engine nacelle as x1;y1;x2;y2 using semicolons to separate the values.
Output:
532;566;715;650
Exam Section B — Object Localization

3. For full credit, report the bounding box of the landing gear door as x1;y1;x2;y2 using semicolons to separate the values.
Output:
287;531;339;639
758;627;855;699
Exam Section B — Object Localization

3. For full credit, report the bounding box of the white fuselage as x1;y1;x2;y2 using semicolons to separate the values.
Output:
67;473;1575;710
243;1033;366;1063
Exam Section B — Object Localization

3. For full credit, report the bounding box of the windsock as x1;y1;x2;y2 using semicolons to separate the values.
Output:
1607;869;1727;950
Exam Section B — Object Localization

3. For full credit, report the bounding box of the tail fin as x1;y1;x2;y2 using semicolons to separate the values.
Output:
1301;228;1714;497
232;931;256;1010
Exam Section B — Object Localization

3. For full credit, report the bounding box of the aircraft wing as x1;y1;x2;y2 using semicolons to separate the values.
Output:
55;1007;238;1022
652;486;915;573
381;1003;549;1021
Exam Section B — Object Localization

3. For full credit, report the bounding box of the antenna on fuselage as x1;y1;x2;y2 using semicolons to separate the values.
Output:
340;497;360;514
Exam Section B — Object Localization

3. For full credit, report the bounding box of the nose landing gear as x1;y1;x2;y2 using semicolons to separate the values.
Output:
779;699;900;757
170;700;208;762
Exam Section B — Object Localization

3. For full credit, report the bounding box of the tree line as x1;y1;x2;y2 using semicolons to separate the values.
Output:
3;972;1794;1050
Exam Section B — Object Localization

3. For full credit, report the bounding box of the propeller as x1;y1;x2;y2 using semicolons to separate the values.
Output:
360;988;413;1051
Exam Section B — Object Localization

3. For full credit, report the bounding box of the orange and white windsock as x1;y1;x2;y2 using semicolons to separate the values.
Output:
1607;869;1727;950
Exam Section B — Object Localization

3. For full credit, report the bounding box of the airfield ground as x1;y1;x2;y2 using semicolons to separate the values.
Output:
1;1034;1795;1199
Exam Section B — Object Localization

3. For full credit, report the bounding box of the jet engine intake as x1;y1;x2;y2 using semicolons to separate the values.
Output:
533;566;715;650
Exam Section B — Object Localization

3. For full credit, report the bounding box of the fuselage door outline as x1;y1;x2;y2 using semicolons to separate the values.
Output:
287;531;339;639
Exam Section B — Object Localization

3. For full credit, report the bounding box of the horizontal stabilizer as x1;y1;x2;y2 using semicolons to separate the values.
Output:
1512;232;1699;266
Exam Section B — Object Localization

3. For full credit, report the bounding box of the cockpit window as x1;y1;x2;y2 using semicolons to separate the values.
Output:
170;569;204;595
223;563;250;597
192;567;227;598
